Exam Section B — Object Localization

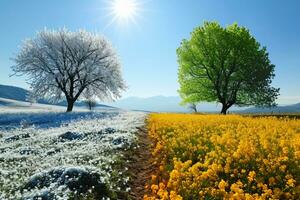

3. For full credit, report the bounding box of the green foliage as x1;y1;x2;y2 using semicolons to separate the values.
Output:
177;22;280;113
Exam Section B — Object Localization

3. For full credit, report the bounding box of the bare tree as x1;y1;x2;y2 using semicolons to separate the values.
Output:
84;99;97;111
12;29;126;112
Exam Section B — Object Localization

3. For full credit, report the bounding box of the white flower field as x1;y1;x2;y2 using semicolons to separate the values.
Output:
0;108;146;199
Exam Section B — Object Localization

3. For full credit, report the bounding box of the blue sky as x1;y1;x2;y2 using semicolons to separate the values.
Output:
0;0;299;104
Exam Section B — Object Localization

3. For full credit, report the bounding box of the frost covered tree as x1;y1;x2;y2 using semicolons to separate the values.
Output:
12;29;126;112
26;92;36;106
84;99;97;111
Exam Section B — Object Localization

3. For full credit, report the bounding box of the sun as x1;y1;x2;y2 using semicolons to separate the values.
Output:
102;0;145;29
112;0;137;19
109;0;139;24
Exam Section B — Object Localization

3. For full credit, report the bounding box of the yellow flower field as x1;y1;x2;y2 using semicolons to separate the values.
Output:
144;114;300;200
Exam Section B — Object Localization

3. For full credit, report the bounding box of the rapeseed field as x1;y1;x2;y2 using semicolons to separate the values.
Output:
144;114;300;200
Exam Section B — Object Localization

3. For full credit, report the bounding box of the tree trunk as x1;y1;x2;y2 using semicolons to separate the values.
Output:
66;99;74;112
220;104;228;115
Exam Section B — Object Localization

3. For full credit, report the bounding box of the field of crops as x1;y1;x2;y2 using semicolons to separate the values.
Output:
144;114;300;199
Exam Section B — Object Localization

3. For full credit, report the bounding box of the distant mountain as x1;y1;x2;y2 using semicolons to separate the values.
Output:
0;84;51;104
108;96;239;113
2;84;299;113
0;84;29;102
241;103;300;113
109;96;300;113
0;84;111;108
108;96;187;112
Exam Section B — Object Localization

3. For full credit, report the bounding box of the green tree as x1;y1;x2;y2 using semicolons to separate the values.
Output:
177;22;279;114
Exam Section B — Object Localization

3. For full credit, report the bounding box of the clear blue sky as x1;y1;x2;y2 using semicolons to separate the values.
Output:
0;0;299;104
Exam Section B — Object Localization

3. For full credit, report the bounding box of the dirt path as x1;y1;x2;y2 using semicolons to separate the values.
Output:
126;126;156;200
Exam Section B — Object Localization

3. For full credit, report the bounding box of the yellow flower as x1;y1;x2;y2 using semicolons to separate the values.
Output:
146;114;300;199
218;179;227;190
230;182;244;194
286;178;296;187
151;184;158;193
248;171;256;182
268;177;276;185
279;165;286;172
151;175;157;182
169;191;183;200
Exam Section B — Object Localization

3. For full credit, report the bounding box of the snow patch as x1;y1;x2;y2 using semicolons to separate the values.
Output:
0;110;146;199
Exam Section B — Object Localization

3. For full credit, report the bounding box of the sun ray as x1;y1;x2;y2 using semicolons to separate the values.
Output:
103;0;143;29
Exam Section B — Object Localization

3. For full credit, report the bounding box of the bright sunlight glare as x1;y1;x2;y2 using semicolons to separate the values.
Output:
111;0;138;23
103;0;144;30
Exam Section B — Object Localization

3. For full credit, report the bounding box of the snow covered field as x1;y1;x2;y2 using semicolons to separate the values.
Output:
0;108;146;199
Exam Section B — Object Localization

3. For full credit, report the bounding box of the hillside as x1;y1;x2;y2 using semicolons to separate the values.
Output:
0;84;29;102
108;96;188;112
0;84;111;108
241;103;300;113
1;84;300;113
108;96;246;113
110;96;300;113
